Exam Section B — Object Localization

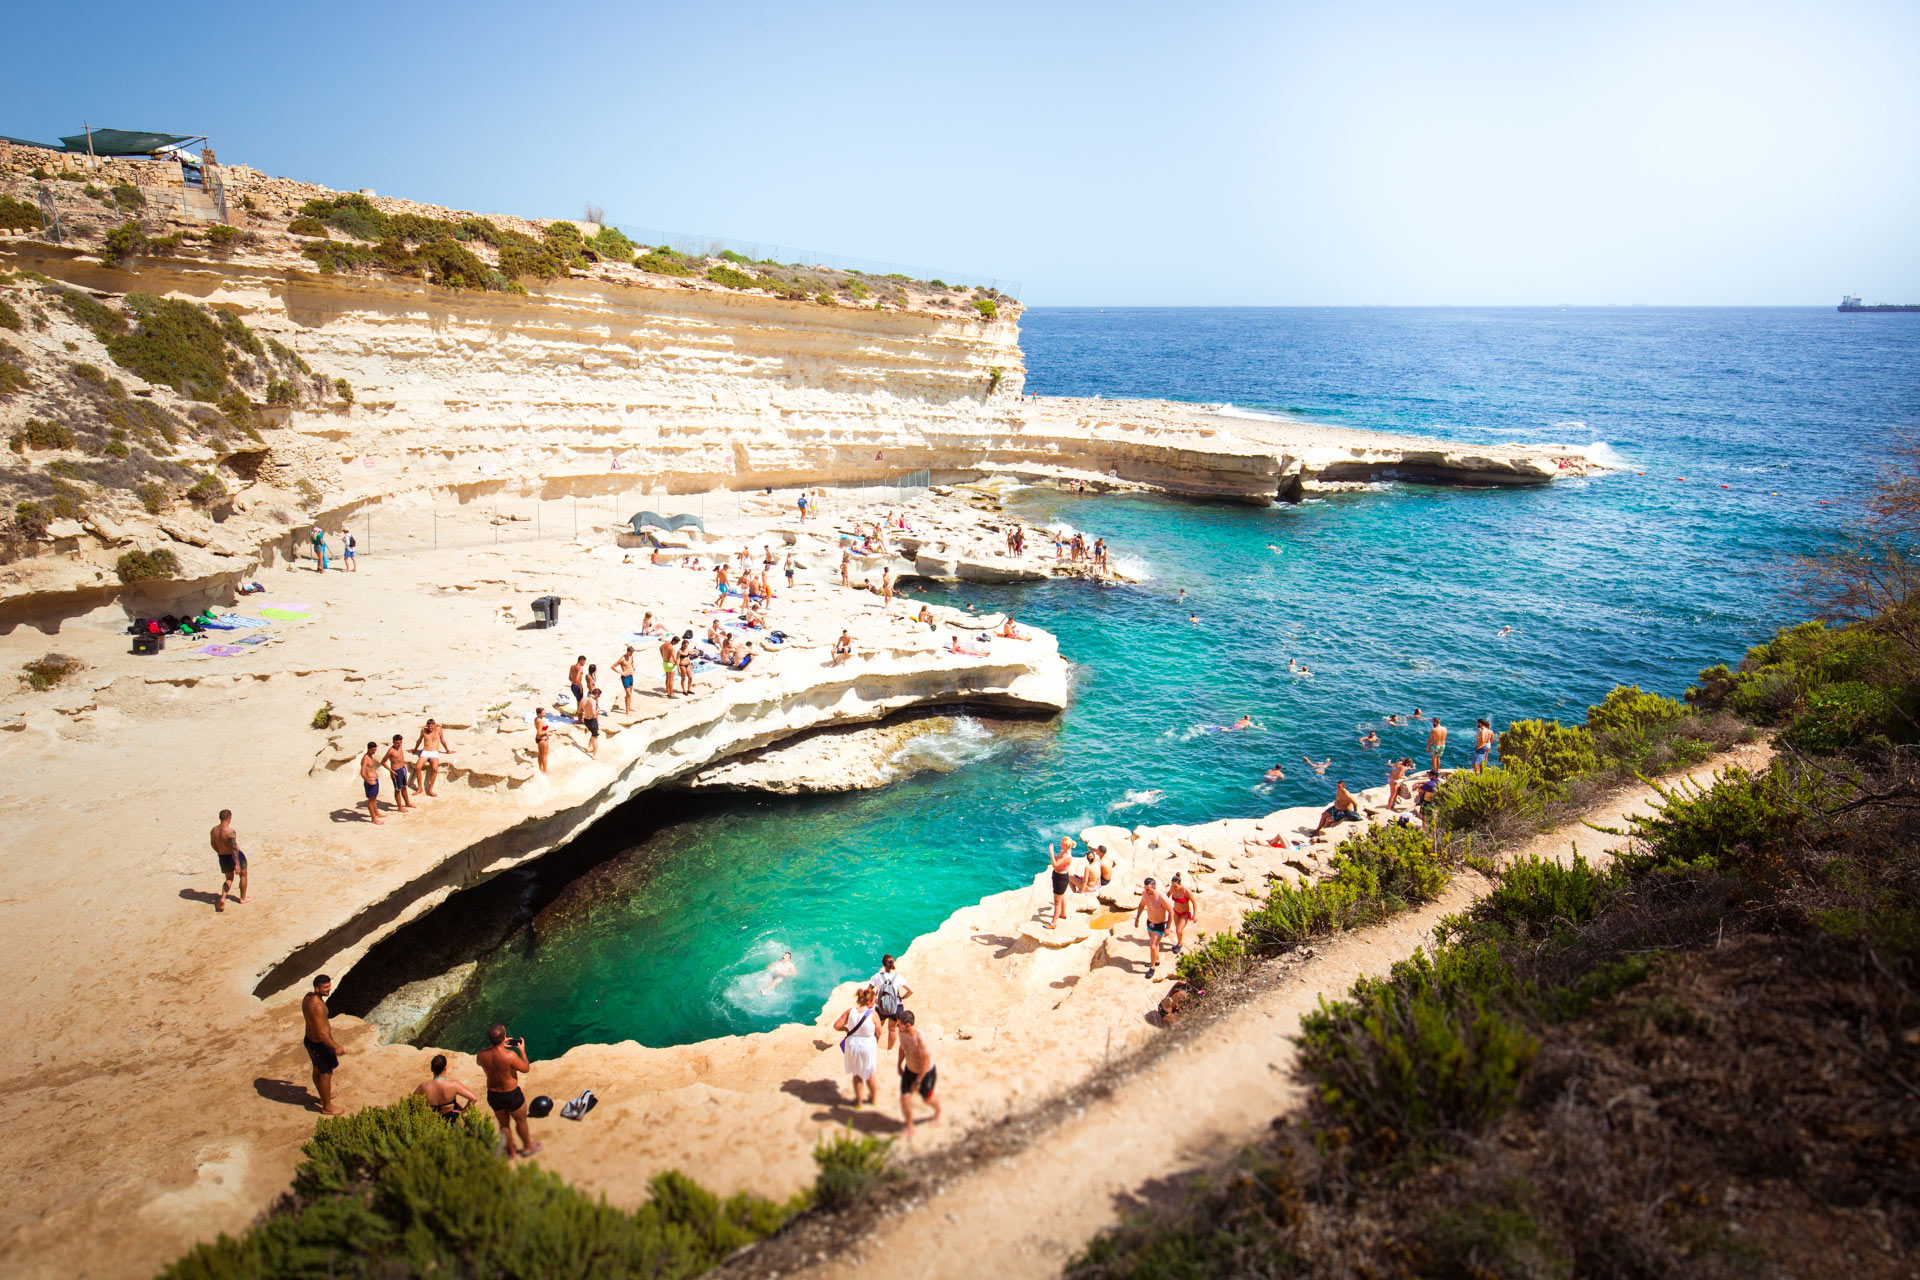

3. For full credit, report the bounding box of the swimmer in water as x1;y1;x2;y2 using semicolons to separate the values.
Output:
1228;715;1254;731
760;951;798;994
1386;714;1405;726
1303;755;1332;775
1188;613;1199;625
1263;763;1286;782
1411;708;1425;721
1360;730;1380;748
1496;625;1515;638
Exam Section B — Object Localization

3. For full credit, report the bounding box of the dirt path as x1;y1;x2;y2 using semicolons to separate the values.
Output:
754;744;1770;1280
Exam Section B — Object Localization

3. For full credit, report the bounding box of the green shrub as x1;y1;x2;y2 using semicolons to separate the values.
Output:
718;250;752;264
0;297;19;331
705;265;758;289
106;295;231;400
1686;663;1739;710
54;287;126;340
46;458;86;481
1435;765;1549;834
1626;760;1821;886
115;547;180;582
14;501;48;538
102;438;130;459
73;361;105;384
110;182;145;211
334;377;353;404
972;297;998;319
930;278;949;289
164;1097;795;1279
1243;822;1451;954
412;236;493;290
1586;684;1687;737
187;474;225;505
202;223;255;255
0;195;44;232
20;652;82;692
811;1126;896;1212
1174;929;1247;987
1473;854;1624;941
287;215;328;237
1496;719;1596;783
299;193;389;241
986;365;1004;393
100;220;155;266
218;388;254;429
0;357;29;396
1783;680;1893;755
637;249;695;277
135;481;167;514
265;378;295;405
1296;941;1538;1161
586;224;638;262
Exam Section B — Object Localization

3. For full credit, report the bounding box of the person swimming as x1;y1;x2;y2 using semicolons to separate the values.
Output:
1386;713;1405;726
1263;763;1286;782
1303;756;1332;774
760;951;798;994
1360;730;1380;747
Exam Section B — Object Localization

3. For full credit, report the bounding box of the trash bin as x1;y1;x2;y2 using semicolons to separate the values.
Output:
131;629;164;655
531;596;561;629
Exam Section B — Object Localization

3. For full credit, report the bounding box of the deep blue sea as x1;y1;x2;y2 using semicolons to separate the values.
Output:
439;308;1920;1055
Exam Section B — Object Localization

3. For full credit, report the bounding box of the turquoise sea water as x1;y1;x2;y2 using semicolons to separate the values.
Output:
436;308;1919;1056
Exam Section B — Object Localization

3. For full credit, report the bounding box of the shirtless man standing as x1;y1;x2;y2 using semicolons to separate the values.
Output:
568;655;588;718
358;742;384;825
895;1009;941;1136
1472;718;1494;773
1135;877;1174;979
613;646;636;713
1047;837;1074;929
1428;717;1448;773
209;808;248;912
383;735;414;812
576;685;600;758
302;975;345;1115
478;1024;539;1158
659;635;678;696
414;719;452;797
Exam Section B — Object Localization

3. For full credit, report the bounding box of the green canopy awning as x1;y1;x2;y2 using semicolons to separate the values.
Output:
1;134;63;150
57;129;200;157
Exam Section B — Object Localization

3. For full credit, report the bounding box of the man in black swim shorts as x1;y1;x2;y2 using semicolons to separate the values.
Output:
895;1010;942;1136
209;808;248;912
301;974;345;1114
478;1024;540;1158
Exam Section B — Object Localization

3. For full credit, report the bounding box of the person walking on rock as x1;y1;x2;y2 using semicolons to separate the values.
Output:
833;986;880;1107
302;974;345;1115
1134;877;1173;979
895;1010;941;1136
209;808;248;912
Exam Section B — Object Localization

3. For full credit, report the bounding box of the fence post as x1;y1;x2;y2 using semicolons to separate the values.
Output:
433;511;438;551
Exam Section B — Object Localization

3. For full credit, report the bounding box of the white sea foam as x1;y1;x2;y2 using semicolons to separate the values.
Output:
1109;788;1165;811
1582;441;1631;468
1107;552;1154;582
890;716;1002;775
1210;402;1287;422
718;937;814;1017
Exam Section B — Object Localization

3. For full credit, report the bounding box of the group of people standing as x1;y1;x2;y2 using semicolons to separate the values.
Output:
828;954;942;1134
355;720;453;825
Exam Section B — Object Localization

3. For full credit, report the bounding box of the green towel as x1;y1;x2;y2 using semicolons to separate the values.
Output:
258;608;312;622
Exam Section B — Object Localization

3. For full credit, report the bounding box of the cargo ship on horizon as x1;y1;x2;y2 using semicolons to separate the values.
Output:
1838;295;1920;312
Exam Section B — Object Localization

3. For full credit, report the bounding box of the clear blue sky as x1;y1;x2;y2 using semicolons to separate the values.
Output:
5;0;1916;305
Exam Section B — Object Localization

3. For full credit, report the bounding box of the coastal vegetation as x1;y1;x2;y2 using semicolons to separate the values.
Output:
1071;468;1920;1276
161;1098;799;1280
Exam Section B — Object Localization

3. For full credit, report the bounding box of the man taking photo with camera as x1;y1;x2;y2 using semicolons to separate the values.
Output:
477;1024;539;1158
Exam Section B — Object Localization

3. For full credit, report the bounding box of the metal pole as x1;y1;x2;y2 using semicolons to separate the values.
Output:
433;512;438;551
573;498;578;538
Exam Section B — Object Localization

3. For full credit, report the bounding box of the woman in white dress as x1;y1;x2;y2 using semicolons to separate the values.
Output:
832;985;880;1106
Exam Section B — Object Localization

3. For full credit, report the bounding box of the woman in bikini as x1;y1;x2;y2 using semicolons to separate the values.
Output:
413;1053;479;1122
534;708;551;773
1166;873;1199;953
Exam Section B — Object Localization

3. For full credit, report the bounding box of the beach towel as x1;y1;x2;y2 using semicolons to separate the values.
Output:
236;635;273;647
221;614;272;629
195;644;247;658
258;608;312;622
560;1089;598;1120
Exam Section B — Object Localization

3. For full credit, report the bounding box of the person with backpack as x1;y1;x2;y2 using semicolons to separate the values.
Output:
870;954;913;1049
342;530;357;572
831;986;880;1107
